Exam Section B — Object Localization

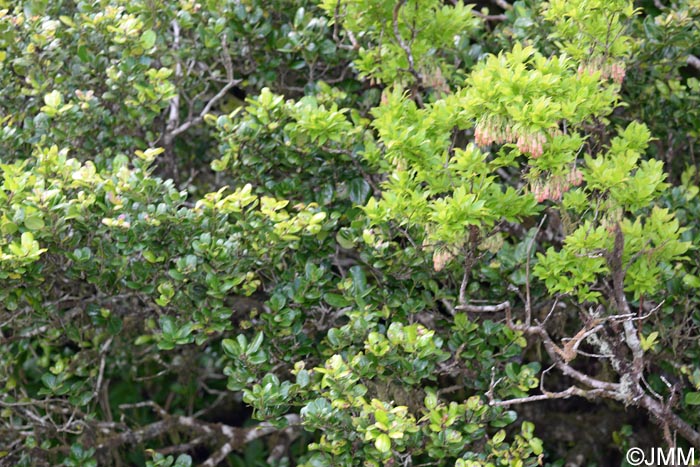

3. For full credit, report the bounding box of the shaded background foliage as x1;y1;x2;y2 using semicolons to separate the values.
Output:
0;0;699;466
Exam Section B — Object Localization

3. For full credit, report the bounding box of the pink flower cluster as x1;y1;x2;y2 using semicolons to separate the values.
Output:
516;132;546;159
577;60;626;85
433;249;454;272
531;168;584;203
474;117;512;147
474;117;551;158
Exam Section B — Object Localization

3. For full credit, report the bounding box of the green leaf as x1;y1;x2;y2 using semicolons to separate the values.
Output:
349;266;368;295
23;215;44;231
168;269;185;281
640;331;659;351
140;30;157;49
77;45;90;62
375;433;391;453
492;429;506;445
296;369;310;387
41;373;58;390
685;392;700;405
24;0;48;16
107;315;123;335
683;274;700;288
336;229;355;249
348;178;371;205
44;90;62;108
323;293;350;307
173;454;193;467
20;232;36;250
529;437;543;455
248;332;264;354
491;410;518;427
222;338;240;357
160;316;175;336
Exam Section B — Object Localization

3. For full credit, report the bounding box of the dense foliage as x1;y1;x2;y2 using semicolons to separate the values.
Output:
1;0;699;466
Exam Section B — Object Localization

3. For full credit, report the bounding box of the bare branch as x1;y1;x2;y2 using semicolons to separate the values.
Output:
491;0;512;11
517;323;619;392
688;54;700;72
97;419;173;451
640;394;700;449
489;386;611;407
392;0;422;84
458;267;469;306
98;403;302;461
471;10;507;21
92;337;113;402
608;224;644;385
156;436;207;456
163;34;242;145
458;226;481;306
166;20;182;136
455;301;510;313
525;216;547;326
201;414;301;467
440;298;456;316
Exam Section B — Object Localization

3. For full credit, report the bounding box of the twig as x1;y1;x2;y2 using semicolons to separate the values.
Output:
458;226;480;306
163;34;242;145
491;0;512;10
392;0;422;84
156;436;207;456
440;298;456;316
471;10;507;21
525;216;547;326
458;267;469;306
640;394;700;448
201;414;301;467
538;297;560;327
517;324;619;392
92;337;113;402
489;386;609;407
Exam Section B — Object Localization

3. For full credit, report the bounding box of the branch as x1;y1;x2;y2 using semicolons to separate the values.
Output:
100;401;302;462
166;20;182;137
97;419;173;451
471;10;507;21
164;79;241;143
640;394;700;449
156;436;207;456
608;224;644;386
489;386;611;407
688;55;700;72
163;34;242;145
491;0;512;10
201;414;301;467
524;216;547;327
517;324;619;392
458;226;481;306
512;305;700;447
91;337;113;402
558;321;604;363
332;0;359;50
455;301;510;313
497;221;700;447
392;0;422;84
